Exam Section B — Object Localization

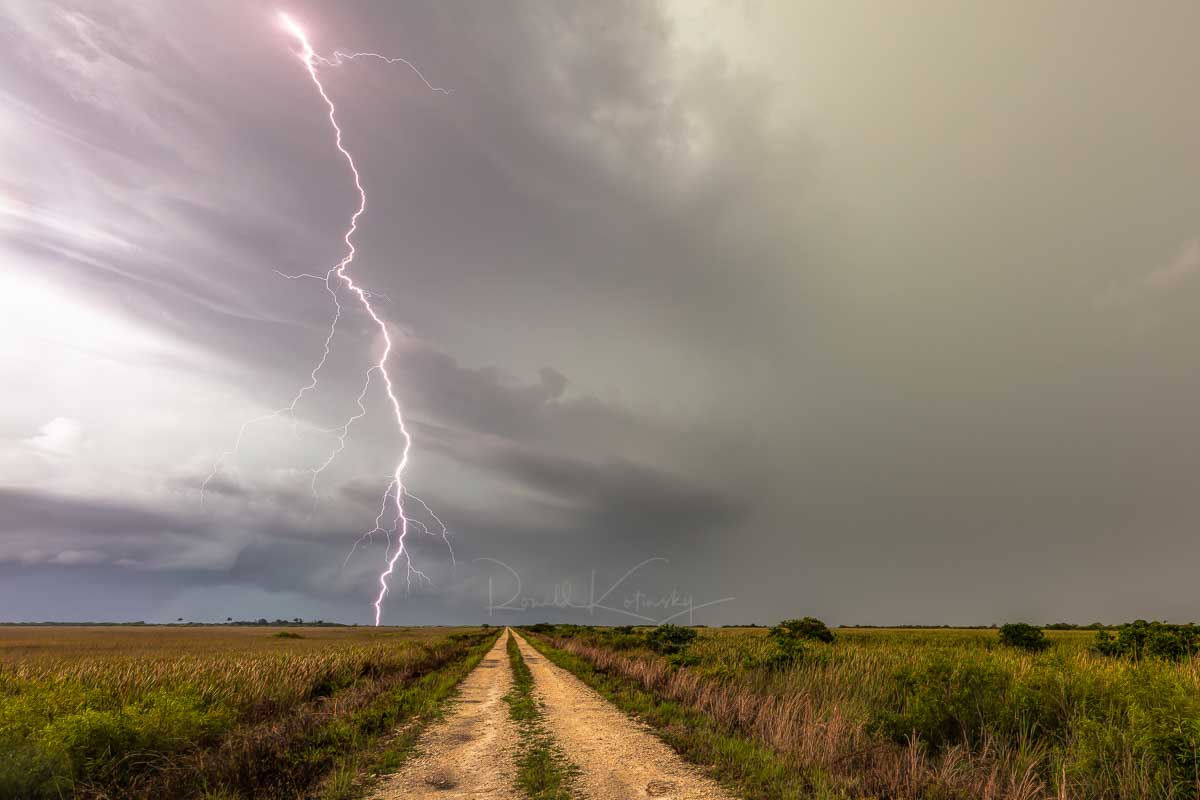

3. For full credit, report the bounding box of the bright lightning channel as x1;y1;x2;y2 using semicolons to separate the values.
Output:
203;12;453;625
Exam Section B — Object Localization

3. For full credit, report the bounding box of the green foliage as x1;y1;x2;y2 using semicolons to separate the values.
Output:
998;622;1048;652
644;624;697;655
1094;620;1200;661
874;654;1013;749
0;628;496;800
273;631;304;639
765;617;833;669
0;687;234;798
543;624;1200;798
770;617;834;644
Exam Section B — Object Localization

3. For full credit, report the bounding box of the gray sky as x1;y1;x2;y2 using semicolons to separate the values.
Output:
3;0;1200;625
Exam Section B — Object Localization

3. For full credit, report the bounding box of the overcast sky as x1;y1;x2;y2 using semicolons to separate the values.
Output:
3;1;1200;625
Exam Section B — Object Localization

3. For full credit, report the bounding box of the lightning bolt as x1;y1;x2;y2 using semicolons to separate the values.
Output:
204;12;453;625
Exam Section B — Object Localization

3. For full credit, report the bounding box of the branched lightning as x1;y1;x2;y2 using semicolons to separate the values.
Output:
203;12;453;625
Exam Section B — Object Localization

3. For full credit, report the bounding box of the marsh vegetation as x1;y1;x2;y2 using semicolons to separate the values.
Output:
527;622;1200;799
0;625;496;799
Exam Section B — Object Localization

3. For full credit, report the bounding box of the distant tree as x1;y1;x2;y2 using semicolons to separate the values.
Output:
772;617;835;644
644;624;697;655
998;623;1048;652
766;617;833;669
1094;620;1200;661
176;617;183;623
226;617;233;623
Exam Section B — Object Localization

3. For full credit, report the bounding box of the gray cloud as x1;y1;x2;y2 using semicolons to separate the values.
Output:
5;0;1200;625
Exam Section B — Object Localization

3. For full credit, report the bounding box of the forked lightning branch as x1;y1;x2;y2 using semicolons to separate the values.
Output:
203;13;454;625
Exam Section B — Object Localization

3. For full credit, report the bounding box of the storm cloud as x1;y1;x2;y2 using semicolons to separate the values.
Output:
4;1;1200;624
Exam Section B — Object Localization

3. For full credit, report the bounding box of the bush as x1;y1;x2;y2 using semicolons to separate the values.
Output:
644;624;697;655
770;617;834;644
764;617;833;670
1094;620;1200;661
998;622;1048;652
874;655;1012;750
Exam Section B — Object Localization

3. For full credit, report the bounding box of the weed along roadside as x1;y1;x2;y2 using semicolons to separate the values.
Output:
519;629;797;800
0;626;500;800
522;622;1200;800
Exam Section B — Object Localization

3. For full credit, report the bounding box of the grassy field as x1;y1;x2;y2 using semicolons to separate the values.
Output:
0;624;497;800
527;624;1200;800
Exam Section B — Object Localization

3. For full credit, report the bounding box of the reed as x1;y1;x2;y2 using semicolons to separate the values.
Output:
534;626;1200;799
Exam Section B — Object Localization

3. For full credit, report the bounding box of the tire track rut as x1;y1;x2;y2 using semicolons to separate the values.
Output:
511;631;737;800
367;631;520;799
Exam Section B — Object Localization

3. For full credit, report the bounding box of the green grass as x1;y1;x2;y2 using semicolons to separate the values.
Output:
528;625;1200;800
0;626;497;799
503;632;578;800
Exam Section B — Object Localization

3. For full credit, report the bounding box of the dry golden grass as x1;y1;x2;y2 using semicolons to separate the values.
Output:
0;624;493;799
1;625;468;712
0;624;454;660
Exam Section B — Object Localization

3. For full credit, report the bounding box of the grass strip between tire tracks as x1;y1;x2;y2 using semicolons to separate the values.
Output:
504;632;578;800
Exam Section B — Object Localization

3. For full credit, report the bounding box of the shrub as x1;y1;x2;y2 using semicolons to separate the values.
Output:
770;617;834;644
644;624;697;655
764;617;833;670
1094;620;1200;661
874;655;1012;750
998;622;1048;652
601;628;645;651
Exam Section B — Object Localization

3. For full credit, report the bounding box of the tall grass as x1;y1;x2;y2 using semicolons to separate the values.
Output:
0;626;494;799
536;626;1200;799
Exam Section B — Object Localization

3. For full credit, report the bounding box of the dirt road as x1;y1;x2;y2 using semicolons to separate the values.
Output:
511;631;737;800
368;630;520;800
368;628;738;799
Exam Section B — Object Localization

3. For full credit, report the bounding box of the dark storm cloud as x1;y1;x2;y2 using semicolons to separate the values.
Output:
0;487;196;540
422;430;746;538
6;0;1200;625
0;487;209;570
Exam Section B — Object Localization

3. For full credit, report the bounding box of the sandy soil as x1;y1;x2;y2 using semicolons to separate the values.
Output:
510;631;738;800
367;630;521;799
